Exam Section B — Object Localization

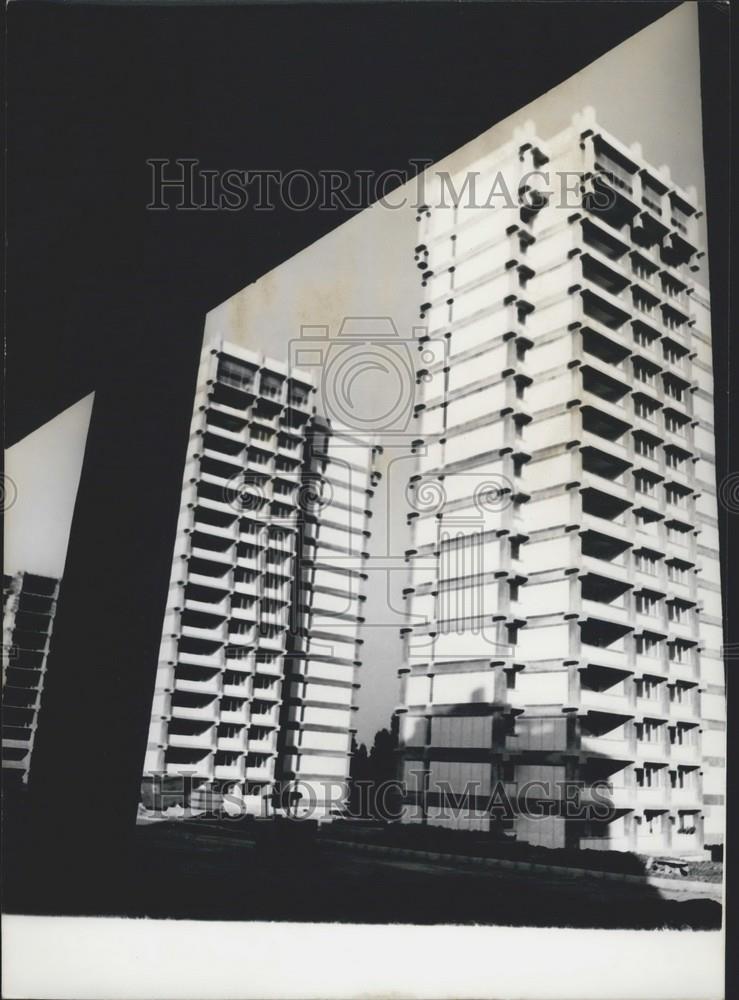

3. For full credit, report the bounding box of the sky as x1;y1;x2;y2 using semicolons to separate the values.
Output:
5;4;707;745
5;394;94;578
204;3;707;743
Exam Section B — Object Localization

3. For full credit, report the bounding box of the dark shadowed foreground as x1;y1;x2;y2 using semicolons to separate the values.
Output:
2;815;721;929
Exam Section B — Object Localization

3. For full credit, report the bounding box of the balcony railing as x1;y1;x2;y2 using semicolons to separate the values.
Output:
580;734;634;757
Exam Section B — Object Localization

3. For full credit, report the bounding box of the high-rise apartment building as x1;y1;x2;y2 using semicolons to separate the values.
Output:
2;572;61;785
141;335;378;819
398;109;725;856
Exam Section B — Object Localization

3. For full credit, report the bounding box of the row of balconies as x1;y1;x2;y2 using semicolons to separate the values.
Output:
202;415;305;457
169;696;281;727
580;160;699;269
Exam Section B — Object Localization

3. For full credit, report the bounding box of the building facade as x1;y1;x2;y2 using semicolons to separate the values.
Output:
2;572;61;786
398;109;725;856
140;338;378;819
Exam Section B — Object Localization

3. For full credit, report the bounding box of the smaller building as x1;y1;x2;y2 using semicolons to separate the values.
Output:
2;571;61;786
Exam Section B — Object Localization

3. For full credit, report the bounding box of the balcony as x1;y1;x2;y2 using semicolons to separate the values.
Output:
669;697;700;723
255;657;284;679
230;603;258;624
181;623;227;644
580;508;632;545
221;707;249;725
215;763;245;781
250;705;280;727
245;765;274;782
581;599;630;628
213;371;258;407
635;694;667;718
178;649;224;669
581;470;630;504
165;761;212;779
259;634;286;653
248;736;275;755
252;683;281;705
168;731;215;750
580;555;629;586
223;681;251;699
671;786;701;808
583;165;639;229
670;740;699;765
635;739;669;762
171;703;218;723
580;734;634;759
582;783;633;809
634;653;667;679
579;688;632;715
174;674;222;697
580;642;629;672
218;735;247;753
636;786;670;807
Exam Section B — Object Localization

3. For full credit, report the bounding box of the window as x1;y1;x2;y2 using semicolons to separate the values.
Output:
665;484;687;508
633;289;655;315
633;326;657;349
635;676;660;700
636;719;663;744
636;763;662;788
664;377;685;402
670;682;693;705
667;562;689;584
635;633;660;657
668;640;693;664
666;522;690;544
634;397;658;421
219;358;255;390
668;601;689;624
260;376;283;399
665;412;687;435
634;434;656;459
663;341;686;366
635;591;659;616
634;472;657;497
670;723;694;747
634;550;659;575
634;361;656;387
665;449;685;470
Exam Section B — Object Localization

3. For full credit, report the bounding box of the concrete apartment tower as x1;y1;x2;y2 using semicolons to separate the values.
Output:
2;572;61;785
141;319;379;819
398;108;725;856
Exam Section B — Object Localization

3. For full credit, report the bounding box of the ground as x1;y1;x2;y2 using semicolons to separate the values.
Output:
3;817;721;929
